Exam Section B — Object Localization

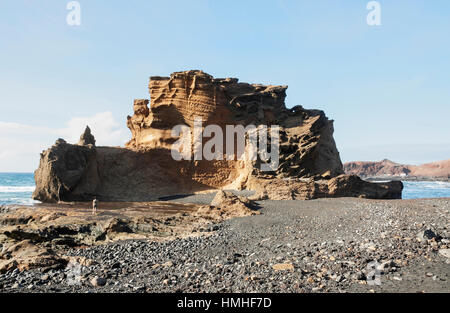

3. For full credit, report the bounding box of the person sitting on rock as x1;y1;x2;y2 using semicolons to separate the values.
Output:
92;197;98;214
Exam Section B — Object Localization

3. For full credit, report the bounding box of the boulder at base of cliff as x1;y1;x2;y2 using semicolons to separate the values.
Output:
327;175;403;199
196;191;260;220
33;138;99;203
249;175;403;200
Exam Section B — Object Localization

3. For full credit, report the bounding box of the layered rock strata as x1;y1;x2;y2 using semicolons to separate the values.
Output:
0;200;232;273
33;70;402;202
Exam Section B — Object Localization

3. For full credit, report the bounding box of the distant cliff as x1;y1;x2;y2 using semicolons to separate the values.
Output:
344;159;450;181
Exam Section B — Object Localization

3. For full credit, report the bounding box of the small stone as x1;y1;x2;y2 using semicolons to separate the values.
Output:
438;249;450;259
211;225;220;231
90;276;107;287
111;262;121;269
416;229;440;242
356;272;366;280
249;275;259;281
272;263;294;271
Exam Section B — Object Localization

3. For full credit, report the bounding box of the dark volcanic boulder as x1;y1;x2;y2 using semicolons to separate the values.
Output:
33;143;212;202
78;125;96;146
327;175;403;199
33;139;99;202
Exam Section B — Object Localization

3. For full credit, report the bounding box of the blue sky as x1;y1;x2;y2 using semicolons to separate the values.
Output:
0;0;449;172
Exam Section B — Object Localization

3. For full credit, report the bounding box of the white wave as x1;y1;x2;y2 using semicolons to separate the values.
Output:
427;181;450;187
422;185;450;190
1;197;40;205
0;186;35;193
403;181;450;189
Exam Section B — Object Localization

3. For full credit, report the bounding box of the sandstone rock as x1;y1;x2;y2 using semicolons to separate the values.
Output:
78;126;96;146
326;175;403;199
126;70;343;181
40;212;66;223
65;256;96;267
0;202;223;250
0;240;67;273
272;263;294;271
196;191;259;219
210;190;252;209
102;218;133;234
249;175;403;200
33;70;402;202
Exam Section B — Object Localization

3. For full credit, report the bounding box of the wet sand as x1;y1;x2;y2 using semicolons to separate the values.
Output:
30;201;199;215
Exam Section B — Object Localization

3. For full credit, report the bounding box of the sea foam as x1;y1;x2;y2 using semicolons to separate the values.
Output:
0;186;35;193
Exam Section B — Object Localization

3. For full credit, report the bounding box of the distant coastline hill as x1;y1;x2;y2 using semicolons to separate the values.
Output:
343;159;450;181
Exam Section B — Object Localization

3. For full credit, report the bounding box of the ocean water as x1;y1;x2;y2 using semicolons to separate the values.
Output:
0;173;449;205
0;173;38;205
402;181;450;200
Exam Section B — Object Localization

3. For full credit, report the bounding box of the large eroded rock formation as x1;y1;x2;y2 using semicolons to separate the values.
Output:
33;70;402;202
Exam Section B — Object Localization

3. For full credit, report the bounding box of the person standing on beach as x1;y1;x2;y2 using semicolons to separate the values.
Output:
92;197;98;214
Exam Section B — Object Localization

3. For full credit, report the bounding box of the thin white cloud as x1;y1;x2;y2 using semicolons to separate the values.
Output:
58;111;129;147
0;111;130;172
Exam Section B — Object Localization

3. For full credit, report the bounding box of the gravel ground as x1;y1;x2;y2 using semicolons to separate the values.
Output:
1;196;449;293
